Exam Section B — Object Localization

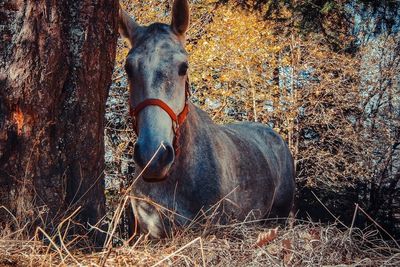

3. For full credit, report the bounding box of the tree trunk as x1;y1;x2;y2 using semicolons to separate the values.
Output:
0;0;118;243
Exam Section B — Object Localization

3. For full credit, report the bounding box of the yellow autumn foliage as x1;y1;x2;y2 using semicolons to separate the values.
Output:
112;0;373;189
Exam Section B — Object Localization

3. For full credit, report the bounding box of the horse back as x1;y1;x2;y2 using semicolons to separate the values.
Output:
213;121;295;218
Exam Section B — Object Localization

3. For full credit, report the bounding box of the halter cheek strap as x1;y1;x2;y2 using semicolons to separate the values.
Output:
130;79;190;155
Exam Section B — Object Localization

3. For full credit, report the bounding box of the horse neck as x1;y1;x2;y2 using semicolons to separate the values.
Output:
175;102;213;162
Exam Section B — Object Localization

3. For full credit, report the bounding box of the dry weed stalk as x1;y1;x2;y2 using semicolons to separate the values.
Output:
1;198;400;266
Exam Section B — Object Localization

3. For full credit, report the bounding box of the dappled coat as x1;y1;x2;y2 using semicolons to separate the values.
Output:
119;0;295;238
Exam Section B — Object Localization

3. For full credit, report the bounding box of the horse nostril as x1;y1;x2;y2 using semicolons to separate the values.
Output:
161;144;175;166
134;141;174;170
133;142;145;167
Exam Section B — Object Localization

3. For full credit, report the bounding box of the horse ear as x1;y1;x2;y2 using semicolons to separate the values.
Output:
171;0;190;38
118;7;141;47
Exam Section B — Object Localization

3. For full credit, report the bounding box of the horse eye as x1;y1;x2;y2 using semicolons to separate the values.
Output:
178;63;188;76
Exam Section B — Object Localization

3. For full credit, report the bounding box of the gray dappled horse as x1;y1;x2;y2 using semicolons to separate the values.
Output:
118;0;295;238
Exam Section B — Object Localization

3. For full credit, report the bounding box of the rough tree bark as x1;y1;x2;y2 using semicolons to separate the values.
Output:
0;0;118;242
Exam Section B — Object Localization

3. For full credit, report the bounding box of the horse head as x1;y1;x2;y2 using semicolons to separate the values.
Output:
119;0;190;182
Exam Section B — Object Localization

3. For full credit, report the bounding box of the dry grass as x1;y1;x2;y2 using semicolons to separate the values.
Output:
1;215;399;266
2;134;400;266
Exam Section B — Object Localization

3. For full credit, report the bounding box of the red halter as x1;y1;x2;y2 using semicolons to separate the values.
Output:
130;80;190;155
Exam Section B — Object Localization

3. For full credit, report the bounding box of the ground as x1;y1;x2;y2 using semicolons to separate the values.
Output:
1;218;399;266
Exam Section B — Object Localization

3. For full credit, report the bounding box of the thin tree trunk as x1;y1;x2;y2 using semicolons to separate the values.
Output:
0;0;118;244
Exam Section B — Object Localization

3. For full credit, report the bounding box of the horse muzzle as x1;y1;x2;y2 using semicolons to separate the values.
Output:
133;140;175;182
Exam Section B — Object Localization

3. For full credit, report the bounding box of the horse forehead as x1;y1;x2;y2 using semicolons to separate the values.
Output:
130;33;186;64
151;42;186;63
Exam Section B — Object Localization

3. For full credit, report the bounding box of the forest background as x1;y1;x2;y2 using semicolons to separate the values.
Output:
107;0;400;237
0;0;399;265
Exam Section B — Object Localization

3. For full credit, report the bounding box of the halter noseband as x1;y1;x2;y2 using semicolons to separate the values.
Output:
130;80;190;155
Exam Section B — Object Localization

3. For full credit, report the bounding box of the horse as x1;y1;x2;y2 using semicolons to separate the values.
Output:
118;0;295;238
